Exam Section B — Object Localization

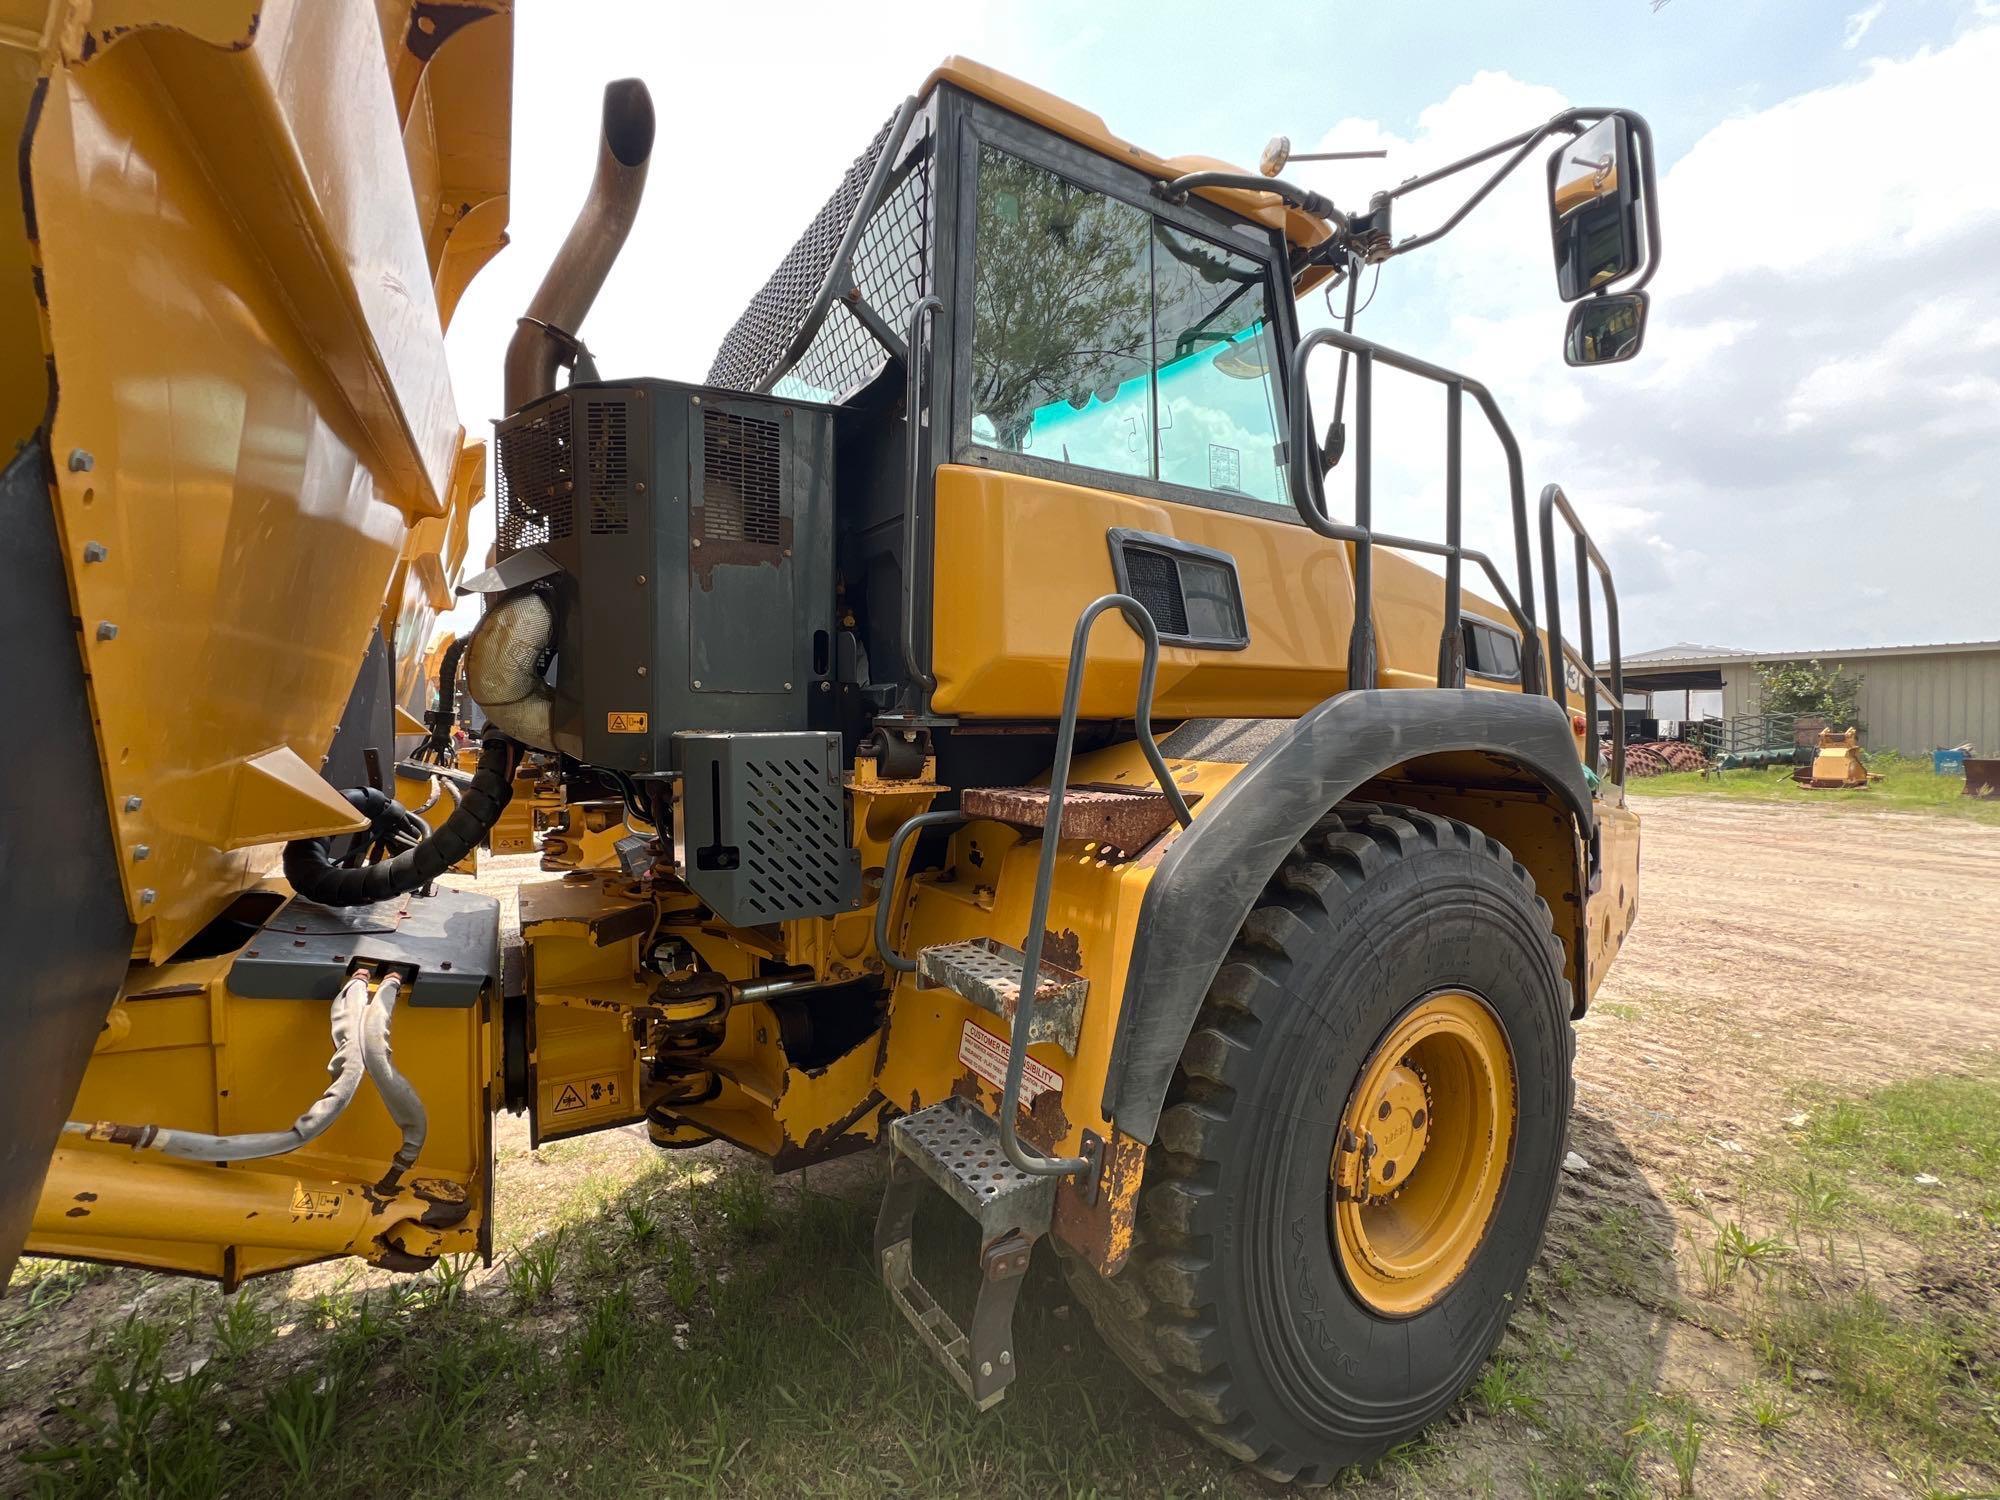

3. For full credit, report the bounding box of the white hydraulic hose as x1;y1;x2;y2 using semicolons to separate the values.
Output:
359;971;427;1188
65;971;372;1161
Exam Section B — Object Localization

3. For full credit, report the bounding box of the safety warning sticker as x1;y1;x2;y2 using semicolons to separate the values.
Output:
606;711;649;734
288;1183;340;1221
552;1076;621;1114
958;1019;1063;1106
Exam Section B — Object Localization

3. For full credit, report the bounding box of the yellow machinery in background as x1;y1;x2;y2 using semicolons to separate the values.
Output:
3;12;1659;1476
1804;726;1873;789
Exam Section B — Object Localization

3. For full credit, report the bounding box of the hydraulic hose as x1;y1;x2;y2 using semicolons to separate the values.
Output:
65;972;371;1161
282;738;517;908
418;634;472;762
360;972;426;1189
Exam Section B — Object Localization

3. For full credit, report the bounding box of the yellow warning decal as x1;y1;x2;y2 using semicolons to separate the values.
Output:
607;711;649;734
552;1076;622;1114
288;1183;341;1221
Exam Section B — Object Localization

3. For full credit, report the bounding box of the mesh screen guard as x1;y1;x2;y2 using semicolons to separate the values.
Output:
707;105;931;401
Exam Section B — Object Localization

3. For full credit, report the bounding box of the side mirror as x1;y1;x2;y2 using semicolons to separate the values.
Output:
1548;116;1643;301
1565;292;1649;366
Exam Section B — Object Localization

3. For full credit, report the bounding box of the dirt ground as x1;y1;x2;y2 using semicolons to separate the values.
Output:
1538;794;2000;1496
5;794;1999;1496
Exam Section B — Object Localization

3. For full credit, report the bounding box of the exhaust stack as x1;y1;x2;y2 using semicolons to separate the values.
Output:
502;78;656;413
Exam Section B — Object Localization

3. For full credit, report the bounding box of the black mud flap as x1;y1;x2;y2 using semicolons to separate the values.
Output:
0;441;134;1282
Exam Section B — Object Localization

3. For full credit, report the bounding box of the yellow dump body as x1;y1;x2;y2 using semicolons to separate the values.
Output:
0;0;512;1281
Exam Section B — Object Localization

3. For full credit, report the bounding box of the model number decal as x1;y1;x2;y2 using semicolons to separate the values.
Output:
957;1019;1062;1107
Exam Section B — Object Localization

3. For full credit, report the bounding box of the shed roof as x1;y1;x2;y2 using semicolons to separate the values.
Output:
1607;640;2000;672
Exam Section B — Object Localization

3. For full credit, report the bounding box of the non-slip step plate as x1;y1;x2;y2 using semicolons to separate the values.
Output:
962;783;1178;852
888;1098;1057;1242
916;937;1085;1054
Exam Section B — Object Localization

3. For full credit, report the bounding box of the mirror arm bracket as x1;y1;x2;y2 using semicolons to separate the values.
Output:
1155;171;1352;233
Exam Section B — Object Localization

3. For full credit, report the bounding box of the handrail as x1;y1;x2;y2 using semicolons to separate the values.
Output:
1538;483;1625;785
873;808;964;975
1286;328;1543;695
874;594;1191;1178
901;294;944;704
1001;593;1190;1177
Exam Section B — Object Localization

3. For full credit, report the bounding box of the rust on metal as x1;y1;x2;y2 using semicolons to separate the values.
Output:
1020;1086;1071;1155
949;1068;985;1107
962;783;1183;852
1040;926;1083;973
1051;1129;1147;1276
769;1089;889;1172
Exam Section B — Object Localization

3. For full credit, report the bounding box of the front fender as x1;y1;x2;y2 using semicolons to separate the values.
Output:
1103;690;1593;1144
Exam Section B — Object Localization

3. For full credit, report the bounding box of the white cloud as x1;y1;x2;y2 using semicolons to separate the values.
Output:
1661;27;2000;294
1785;295;2000;439
1286;26;2000;652
1844;2;1886;48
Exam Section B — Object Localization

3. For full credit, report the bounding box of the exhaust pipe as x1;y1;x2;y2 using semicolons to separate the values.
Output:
503;78;656;414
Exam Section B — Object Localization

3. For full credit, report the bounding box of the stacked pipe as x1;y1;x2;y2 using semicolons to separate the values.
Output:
1623;740;1710;778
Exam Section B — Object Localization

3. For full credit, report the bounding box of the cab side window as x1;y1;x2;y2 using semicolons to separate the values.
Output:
1152;224;1286;503
969;148;1152;479
1464;619;1523;682
969;145;1287;505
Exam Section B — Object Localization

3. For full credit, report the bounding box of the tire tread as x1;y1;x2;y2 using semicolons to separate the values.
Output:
1063;802;1569;1475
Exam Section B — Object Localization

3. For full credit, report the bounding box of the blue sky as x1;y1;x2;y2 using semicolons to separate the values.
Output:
989;0;1934;166
449;0;1999;654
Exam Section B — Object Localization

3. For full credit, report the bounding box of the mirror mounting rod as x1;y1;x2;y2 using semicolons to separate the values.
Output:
1381;108;1661;289
1154;171;1351;233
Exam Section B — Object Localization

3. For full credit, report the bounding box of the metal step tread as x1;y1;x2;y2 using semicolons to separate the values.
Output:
888;1097;1057;1240
916;937;1086;1053
962;782;1179;852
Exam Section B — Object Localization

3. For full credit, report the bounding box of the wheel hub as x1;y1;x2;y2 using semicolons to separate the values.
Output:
1329;990;1518;1318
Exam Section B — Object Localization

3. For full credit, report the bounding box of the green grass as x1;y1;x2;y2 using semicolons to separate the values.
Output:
1629;753;2000;824
1733;1066;2000;1480
1788;1067;2000;1235
19;1168;1238;1499
25;1067;2000;1496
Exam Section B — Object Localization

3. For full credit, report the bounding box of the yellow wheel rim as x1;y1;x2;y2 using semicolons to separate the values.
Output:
1330;991;1517;1317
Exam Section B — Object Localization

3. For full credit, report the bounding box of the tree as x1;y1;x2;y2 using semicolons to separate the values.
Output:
1756;659;1861;727
971;150;1151;449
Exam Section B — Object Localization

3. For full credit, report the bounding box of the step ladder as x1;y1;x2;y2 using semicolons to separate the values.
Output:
870;594;1195;1408
916;936;1087;1053
875;1098;1054;1409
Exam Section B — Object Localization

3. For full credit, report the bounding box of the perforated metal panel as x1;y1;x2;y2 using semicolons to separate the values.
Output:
697;408;782;546
675;731;859;927
584;398;630;536
739;751;849;919
495;402;575;553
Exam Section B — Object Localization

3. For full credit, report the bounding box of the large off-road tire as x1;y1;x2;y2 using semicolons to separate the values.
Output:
1067;803;1572;1481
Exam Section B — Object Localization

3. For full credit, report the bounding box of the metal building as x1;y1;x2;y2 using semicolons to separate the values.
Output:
1616;640;2000;755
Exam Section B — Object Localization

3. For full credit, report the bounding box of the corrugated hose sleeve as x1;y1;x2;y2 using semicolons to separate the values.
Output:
282;738;517;908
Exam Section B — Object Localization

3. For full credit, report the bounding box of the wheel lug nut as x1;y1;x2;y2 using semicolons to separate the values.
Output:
1382;1161;1397;1180
1377;1100;1392;1120
1412;1108;1426;1128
